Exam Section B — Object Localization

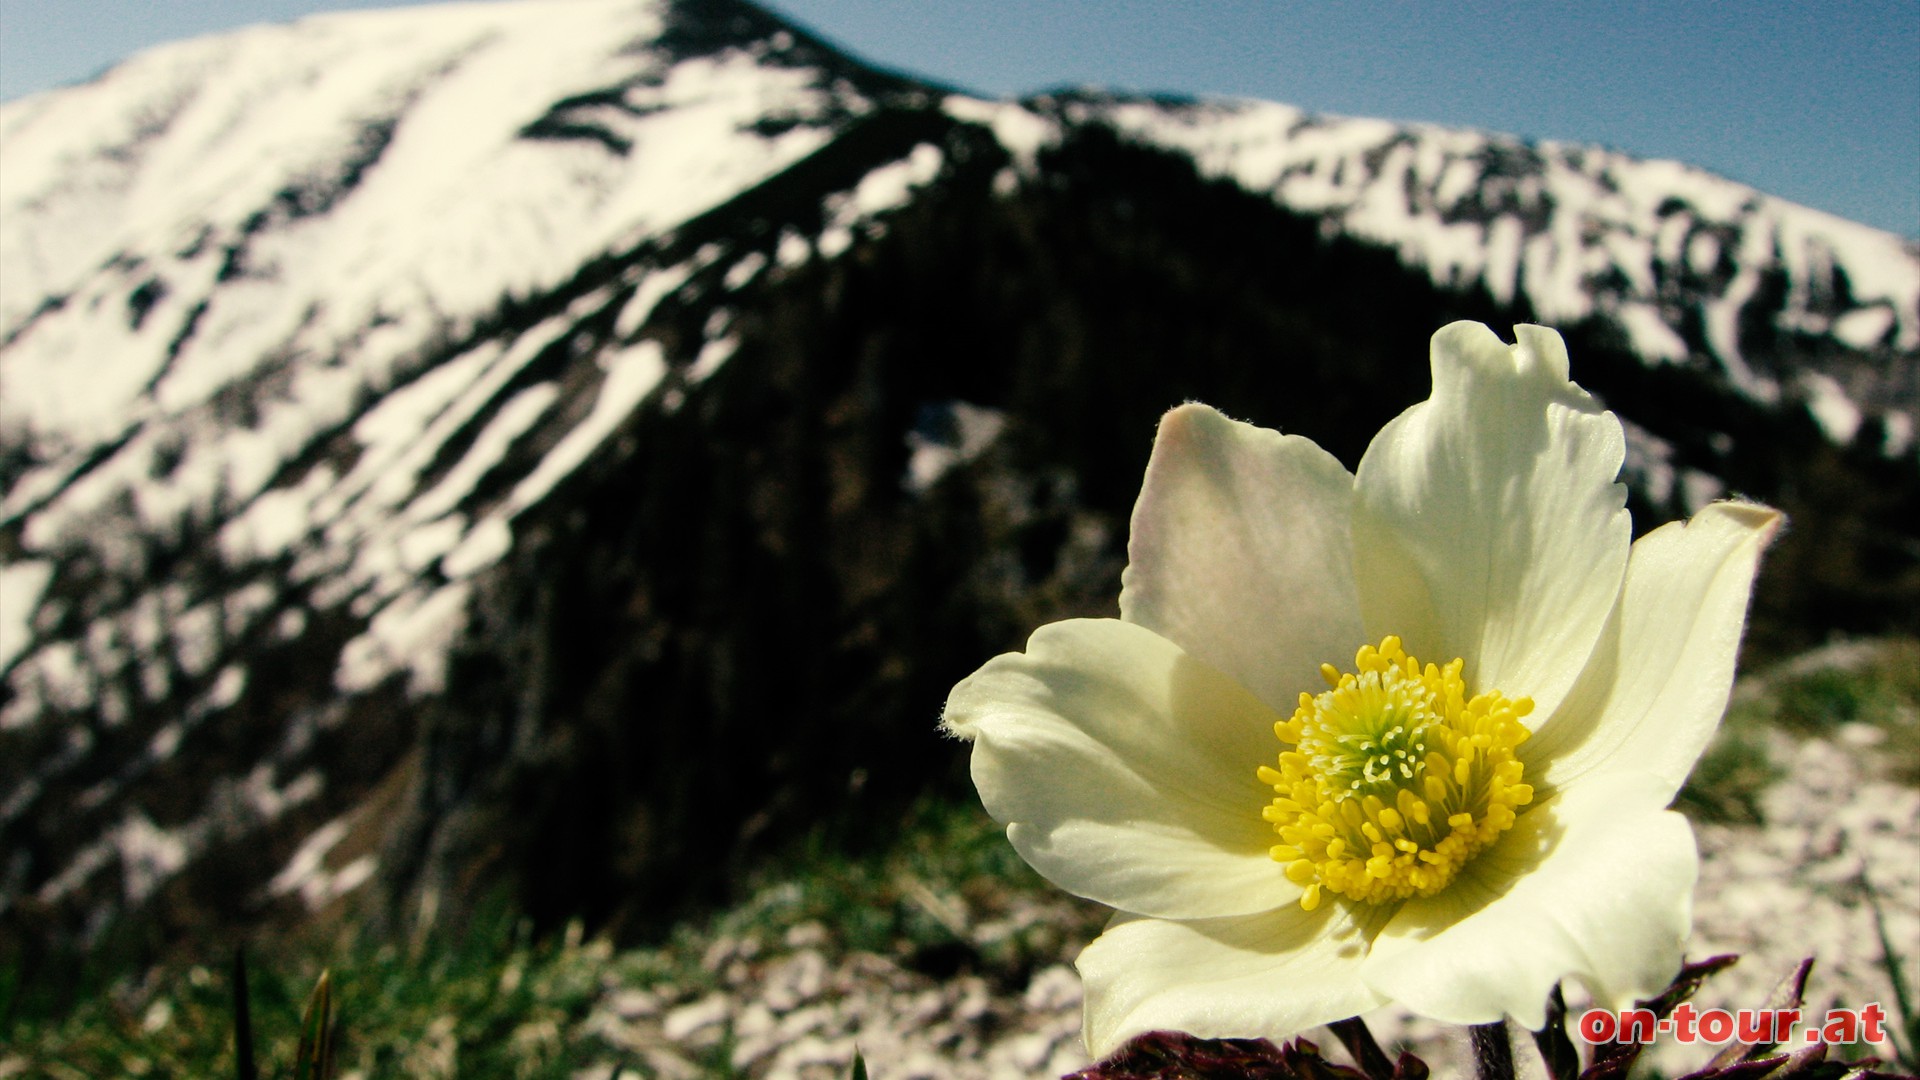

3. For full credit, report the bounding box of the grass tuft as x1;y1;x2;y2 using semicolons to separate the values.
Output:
1681;637;1919;823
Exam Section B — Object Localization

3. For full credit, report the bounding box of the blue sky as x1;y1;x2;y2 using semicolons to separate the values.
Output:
2;0;1914;236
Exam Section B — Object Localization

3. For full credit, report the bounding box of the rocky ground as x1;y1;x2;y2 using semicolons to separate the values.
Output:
555;652;1919;1080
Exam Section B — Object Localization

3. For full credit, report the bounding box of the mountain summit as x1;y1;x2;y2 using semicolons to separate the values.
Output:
2;0;1915;956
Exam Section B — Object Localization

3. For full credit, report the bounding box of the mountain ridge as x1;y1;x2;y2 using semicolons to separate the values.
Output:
1;0;1914;959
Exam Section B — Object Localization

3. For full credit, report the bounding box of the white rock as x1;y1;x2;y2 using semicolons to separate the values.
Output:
661;992;730;1044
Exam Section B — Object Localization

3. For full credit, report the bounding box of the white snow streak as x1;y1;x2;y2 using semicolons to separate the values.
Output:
1800;372;1864;444
0;561;53;671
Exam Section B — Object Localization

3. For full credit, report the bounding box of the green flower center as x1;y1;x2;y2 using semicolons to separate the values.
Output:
1259;636;1536;911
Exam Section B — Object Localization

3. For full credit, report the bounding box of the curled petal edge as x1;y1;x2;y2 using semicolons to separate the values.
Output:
943;618;1291;919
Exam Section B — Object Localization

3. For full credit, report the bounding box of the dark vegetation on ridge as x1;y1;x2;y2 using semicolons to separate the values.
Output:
379;118;1918;952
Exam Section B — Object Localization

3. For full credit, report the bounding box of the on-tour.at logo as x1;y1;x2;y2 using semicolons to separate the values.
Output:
1578;1002;1891;1047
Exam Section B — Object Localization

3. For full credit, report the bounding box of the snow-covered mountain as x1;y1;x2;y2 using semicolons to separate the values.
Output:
3;0;1915;954
1070;93;1918;435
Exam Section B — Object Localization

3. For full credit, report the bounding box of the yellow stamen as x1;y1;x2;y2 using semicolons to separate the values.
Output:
1260;636;1533;909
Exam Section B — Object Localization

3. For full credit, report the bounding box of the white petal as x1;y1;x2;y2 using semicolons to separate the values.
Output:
1351;323;1629;719
943;619;1290;919
1528;501;1783;798
1079;906;1387;1059
1360;771;1696;1027
1119;403;1364;714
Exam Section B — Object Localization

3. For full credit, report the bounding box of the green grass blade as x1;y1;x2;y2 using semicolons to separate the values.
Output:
294;969;334;1080
1865;882;1919;1070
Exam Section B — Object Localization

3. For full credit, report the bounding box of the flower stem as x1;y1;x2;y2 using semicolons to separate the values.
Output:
1531;985;1580;1080
1328;1017;1396;1078
1470;1021;1516;1080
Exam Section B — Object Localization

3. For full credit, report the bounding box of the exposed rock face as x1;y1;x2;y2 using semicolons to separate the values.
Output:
2;0;1915;960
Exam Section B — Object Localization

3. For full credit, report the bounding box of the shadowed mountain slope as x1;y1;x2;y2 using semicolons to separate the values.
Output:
1;0;1914;965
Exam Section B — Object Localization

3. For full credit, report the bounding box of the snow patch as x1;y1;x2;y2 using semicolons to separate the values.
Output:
1832;305;1895;350
775;229;810;268
219;465;337;564
149;722;184;762
1800;372;1863;444
1619;420;1678;507
1883;411;1914;457
690;336;738;382
397;514;468;573
201;664;247;713
32;641;93;714
443;515;512;579
173;603;221;678
244;764;322;822
616;263;694;339
1679;469;1725;513
723;251;766;290
849;142;943;217
507;341;666;514
905;402;1006;492
335;579;472;695
0;561;54;671
36;839;114;904
222;581;278;638
811;142;945;262
113;812;189;905
406;384;557;522
269;818;352;910
1613;303;1691;363
943;96;1055;167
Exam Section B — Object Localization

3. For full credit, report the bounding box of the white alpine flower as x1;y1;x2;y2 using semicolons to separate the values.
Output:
942;322;1781;1058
